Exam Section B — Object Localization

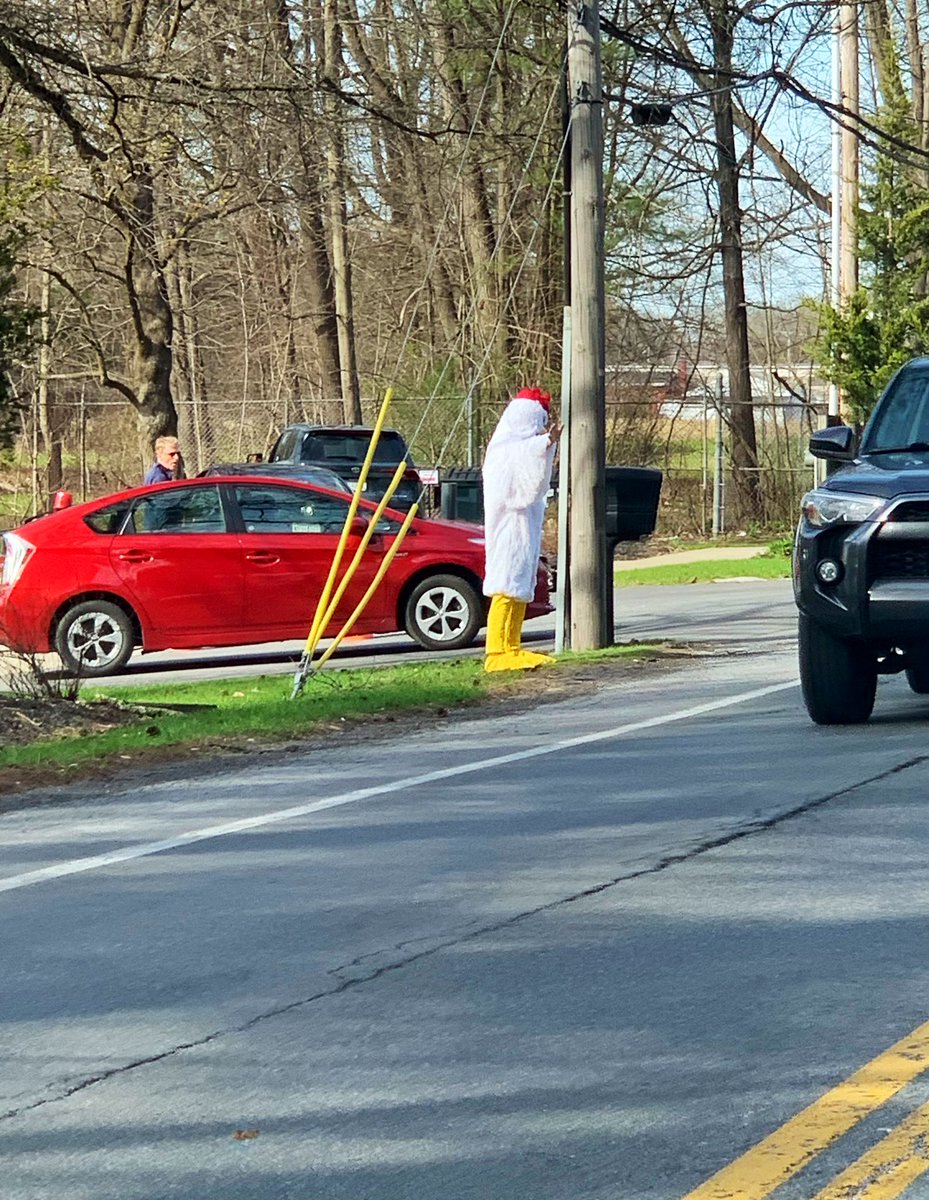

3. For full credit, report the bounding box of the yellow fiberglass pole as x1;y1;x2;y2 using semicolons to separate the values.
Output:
306;458;414;656
311;502;419;672
302;388;394;657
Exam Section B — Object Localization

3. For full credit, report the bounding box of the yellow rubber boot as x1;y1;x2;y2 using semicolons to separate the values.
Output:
505;598;554;669
485;595;522;671
484;594;507;660
485;596;554;672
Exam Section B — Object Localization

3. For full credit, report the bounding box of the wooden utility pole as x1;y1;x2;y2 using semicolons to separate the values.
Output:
840;0;859;303
566;0;609;650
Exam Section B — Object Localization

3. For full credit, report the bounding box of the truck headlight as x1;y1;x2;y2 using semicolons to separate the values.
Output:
800;489;884;528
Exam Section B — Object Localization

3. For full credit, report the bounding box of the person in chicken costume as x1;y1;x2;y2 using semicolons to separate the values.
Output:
482;387;561;672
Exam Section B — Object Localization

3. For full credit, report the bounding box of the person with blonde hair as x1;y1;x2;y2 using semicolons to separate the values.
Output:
482;387;561;671
144;436;184;485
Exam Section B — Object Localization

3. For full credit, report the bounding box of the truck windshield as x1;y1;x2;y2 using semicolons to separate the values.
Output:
864;368;929;453
300;433;408;465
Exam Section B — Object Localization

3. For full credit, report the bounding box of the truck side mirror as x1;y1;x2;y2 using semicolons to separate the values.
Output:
809;425;856;461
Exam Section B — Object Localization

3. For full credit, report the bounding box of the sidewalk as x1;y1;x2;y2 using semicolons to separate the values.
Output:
614;544;770;571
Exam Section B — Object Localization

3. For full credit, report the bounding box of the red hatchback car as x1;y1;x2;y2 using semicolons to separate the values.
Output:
0;476;552;677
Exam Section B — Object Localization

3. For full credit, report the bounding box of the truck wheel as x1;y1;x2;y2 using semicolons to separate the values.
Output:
798;613;876;725
905;654;929;694
54;600;135;677
404;574;483;651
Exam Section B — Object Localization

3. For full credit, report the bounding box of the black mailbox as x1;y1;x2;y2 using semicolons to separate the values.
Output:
604;466;662;544
604;465;662;641
440;467;484;523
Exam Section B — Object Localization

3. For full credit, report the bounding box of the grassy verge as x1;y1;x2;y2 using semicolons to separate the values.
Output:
0;644;662;777
616;555;791;587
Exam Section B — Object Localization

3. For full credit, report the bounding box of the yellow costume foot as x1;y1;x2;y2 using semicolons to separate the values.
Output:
484;595;554;672
515;650;555;668
484;649;554;672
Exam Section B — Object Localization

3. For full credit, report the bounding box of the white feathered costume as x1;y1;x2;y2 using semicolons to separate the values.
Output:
481;390;556;671
483;396;555;601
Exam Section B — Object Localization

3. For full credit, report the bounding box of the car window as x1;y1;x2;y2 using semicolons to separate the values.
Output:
125;486;226;534
84;502;132;534
235;485;352;533
272;429;298;460
234;484;403;535
865;368;929;450
299;432;408;466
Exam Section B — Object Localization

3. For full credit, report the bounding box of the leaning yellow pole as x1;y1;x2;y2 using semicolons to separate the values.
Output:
303;388;394;655
311;503;419;672
292;390;395;698
305;458;414;657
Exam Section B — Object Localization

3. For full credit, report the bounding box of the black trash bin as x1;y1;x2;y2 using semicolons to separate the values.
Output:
604;465;663;637
440;467;484;523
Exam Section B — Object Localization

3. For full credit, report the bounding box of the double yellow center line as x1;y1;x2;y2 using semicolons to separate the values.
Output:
683;1018;929;1199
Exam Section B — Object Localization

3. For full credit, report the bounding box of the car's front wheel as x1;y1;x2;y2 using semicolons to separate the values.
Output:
404;574;483;651
54;600;135;677
798;613;877;724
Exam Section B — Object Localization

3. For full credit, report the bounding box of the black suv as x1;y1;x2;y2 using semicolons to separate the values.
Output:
795;356;929;723
266;424;421;511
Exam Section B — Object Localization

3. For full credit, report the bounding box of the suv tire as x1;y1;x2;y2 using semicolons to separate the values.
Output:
798;613;877;725
905;655;929;694
404;574;483;651
54;599;135;677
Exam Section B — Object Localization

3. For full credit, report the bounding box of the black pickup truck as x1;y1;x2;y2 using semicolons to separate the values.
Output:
795;356;929;723
204;424;422;511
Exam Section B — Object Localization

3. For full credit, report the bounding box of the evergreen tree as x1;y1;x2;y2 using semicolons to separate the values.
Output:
812;105;929;424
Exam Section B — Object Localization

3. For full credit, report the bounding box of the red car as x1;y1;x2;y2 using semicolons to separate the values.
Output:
0;476;552;677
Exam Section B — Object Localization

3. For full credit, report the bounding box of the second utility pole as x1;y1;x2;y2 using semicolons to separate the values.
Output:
566;0;609;649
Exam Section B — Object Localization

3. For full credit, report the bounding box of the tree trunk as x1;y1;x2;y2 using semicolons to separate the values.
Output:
709;1;760;520
122;168;177;447
323;0;362;422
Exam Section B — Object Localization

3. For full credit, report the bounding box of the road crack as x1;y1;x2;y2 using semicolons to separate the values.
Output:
4;752;925;1124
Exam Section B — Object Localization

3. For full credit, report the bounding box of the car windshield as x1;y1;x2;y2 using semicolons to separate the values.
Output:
863;368;929;452
300;432;408;466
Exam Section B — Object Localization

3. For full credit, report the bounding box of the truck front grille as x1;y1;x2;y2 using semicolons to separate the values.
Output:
887;502;929;522
872;541;929;579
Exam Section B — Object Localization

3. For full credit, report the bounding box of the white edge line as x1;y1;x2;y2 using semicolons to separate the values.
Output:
0;679;799;895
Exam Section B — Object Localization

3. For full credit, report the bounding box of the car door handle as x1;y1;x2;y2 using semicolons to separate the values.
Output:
245;552;280;565
116;550;152;563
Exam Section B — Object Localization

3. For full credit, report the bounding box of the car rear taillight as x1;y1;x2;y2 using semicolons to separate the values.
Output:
1;533;34;587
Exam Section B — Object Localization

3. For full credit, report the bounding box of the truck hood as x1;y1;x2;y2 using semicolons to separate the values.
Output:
823;453;929;500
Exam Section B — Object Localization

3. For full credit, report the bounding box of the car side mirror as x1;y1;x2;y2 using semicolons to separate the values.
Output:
809;425;856;461
348;516;368;538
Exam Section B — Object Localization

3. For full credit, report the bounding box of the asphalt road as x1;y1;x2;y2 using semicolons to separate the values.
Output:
66;577;797;687
7;581;929;1197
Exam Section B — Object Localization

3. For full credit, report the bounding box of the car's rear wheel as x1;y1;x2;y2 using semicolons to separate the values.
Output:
54;600;135;677
404;574;483;651
798;613;877;724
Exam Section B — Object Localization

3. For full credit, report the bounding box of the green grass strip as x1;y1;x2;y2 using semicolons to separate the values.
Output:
615;556;791;587
0;644;661;775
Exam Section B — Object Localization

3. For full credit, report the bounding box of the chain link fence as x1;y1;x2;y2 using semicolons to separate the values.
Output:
3;373;828;536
